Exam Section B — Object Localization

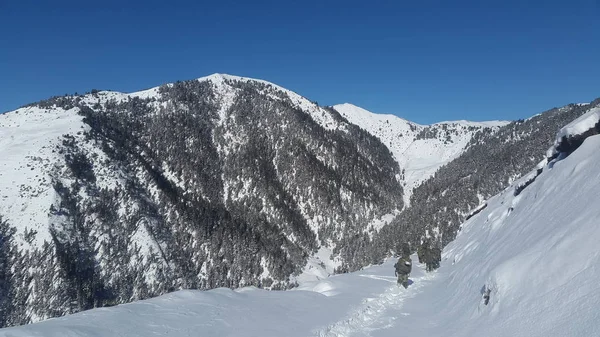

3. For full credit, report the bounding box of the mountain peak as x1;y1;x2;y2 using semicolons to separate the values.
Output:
198;73;250;83
197;73;280;89
333;103;413;124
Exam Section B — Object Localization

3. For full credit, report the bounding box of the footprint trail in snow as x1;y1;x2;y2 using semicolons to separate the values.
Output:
314;264;435;337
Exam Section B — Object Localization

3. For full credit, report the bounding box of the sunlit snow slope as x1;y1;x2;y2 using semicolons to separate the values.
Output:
333;103;508;203
0;106;85;248
383;126;600;336
0;258;433;337
3;115;598;336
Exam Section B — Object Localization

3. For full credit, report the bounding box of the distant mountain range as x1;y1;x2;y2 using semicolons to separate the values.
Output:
0;73;596;326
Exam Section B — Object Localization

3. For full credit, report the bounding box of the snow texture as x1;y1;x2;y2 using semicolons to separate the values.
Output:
556;106;600;140
0;257;430;337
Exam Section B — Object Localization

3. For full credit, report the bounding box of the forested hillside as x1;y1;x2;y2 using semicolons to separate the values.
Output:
0;73;596;327
0;75;402;326
368;101;598;269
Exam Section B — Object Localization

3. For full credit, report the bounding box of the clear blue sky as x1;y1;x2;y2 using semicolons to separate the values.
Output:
1;0;599;124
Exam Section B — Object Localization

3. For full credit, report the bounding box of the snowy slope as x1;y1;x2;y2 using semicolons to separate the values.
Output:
389;140;600;337
556;106;600;139
0;255;434;337
4;111;599;336
0;92;162;251
333;103;508;203
0;106;85;248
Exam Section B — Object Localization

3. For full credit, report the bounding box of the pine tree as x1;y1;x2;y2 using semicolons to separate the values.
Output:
0;216;15;327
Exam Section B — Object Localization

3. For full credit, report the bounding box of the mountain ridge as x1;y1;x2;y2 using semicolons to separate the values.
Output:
332;102;509;202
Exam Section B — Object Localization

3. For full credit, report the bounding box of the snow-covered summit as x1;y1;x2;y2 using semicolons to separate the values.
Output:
197;73;282;89
166;73;316;111
85;73;342;132
433;119;509;128
90;73;288;99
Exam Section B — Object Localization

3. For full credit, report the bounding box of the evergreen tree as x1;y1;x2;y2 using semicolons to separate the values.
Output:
0;216;15;327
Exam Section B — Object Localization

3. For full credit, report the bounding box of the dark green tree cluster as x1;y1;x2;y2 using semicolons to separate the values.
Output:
417;239;441;272
0;216;15;328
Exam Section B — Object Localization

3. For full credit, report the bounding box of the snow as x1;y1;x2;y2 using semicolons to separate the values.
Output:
0;256;429;337
364;212;398;239
368;213;397;232
395;134;600;337
293;246;343;284
556;106;600;140
3;133;600;336
547;106;600;159
0;106;85;248
130;86;161;100
433;119;508;127
128;218;164;285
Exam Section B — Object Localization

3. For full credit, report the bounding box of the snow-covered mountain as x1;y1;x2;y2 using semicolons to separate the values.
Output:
0;74;403;326
333;103;508;203
2;109;599;336
0;73;596;328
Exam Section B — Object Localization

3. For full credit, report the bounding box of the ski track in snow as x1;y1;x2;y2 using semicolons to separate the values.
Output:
315;270;435;337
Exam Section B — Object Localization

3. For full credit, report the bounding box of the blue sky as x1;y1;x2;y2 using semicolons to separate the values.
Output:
1;0;598;124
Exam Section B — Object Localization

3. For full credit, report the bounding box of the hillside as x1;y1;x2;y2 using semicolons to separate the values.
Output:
0;74;403;326
333;103;507;203
371;101;596;253
2;116;599;336
332;101;596;273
